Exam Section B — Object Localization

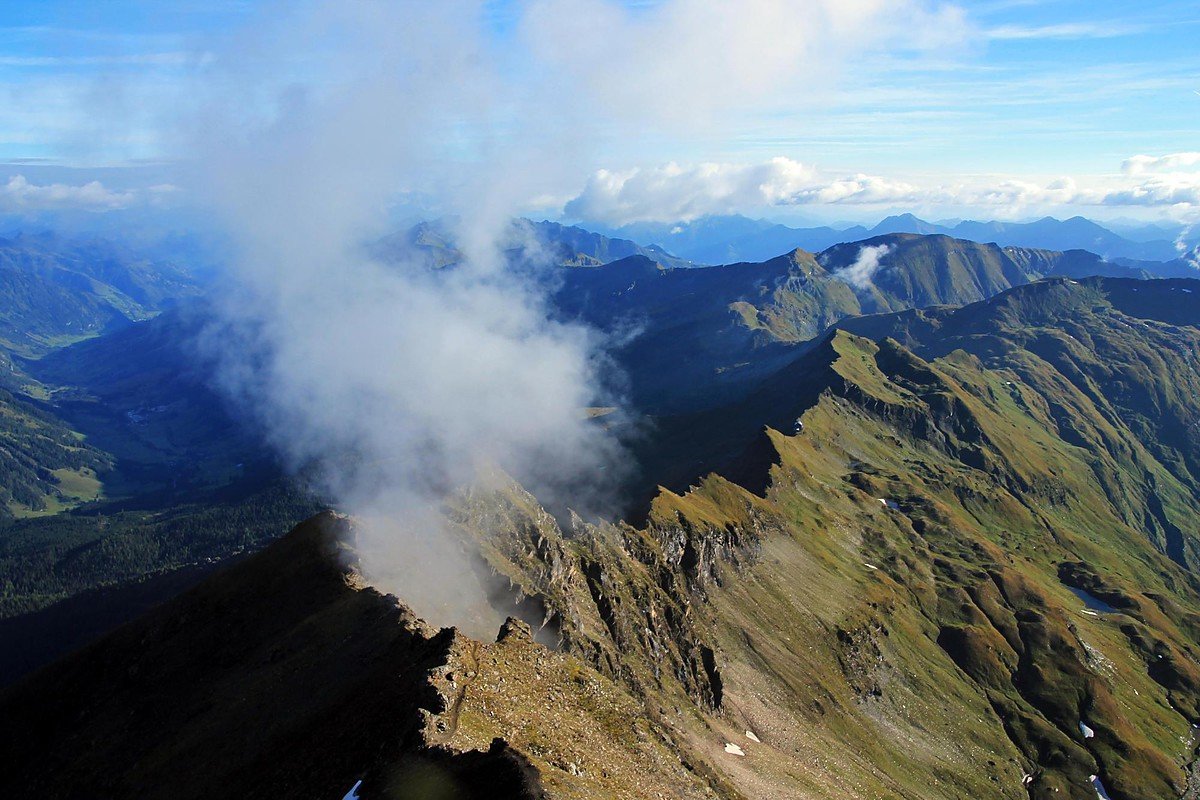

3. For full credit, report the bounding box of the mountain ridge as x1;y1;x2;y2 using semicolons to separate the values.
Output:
7;275;1200;799
592;213;1191;267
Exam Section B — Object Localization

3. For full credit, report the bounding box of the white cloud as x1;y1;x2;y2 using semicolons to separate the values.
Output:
0;174;138;212
562;158;1086;224
1121;152;1200;176
788;174;923;205
1108;153;1200;210
564;158;820;224
176;0;972;632
563;152;1200;225
834;243;893;289
1103;178;1200;207
972;177;1098;208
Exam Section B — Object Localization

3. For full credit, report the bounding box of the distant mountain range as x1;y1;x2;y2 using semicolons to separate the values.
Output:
374;218;695;271
588;213;1196;267
553;232;1162;415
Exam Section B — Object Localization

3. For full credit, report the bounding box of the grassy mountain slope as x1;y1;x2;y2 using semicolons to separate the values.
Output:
478;279;1200;799
6;277;1200;799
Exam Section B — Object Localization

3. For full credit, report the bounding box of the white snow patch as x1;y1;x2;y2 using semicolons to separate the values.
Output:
724;742;746;756
1080;721;1095;738
863;562;879;571
745;730;761;743
1081;609;1099;617
343;780;363;800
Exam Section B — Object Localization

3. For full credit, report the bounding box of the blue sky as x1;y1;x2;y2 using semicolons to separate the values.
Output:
0;0;1196;225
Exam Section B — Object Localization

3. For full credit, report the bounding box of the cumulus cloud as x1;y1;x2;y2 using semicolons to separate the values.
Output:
834;243;893;289
1102;153;1200;216
789;174;923;206
564;158;821;224
563;158;1080;225
1103;179;1200;207
564;151;1200;226
1121;152;1200;176
0;174;138;213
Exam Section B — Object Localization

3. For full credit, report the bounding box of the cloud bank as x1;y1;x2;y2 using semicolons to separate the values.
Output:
565;153;1200;226
176;0;972;633
0;174;150;213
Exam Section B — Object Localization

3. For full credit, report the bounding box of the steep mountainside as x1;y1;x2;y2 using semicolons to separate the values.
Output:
6;277;1200;800
0;513;714;800
0;233;198;357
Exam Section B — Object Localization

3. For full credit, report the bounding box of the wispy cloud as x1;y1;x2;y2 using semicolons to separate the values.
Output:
0;53;194;68
985;21;1147;40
